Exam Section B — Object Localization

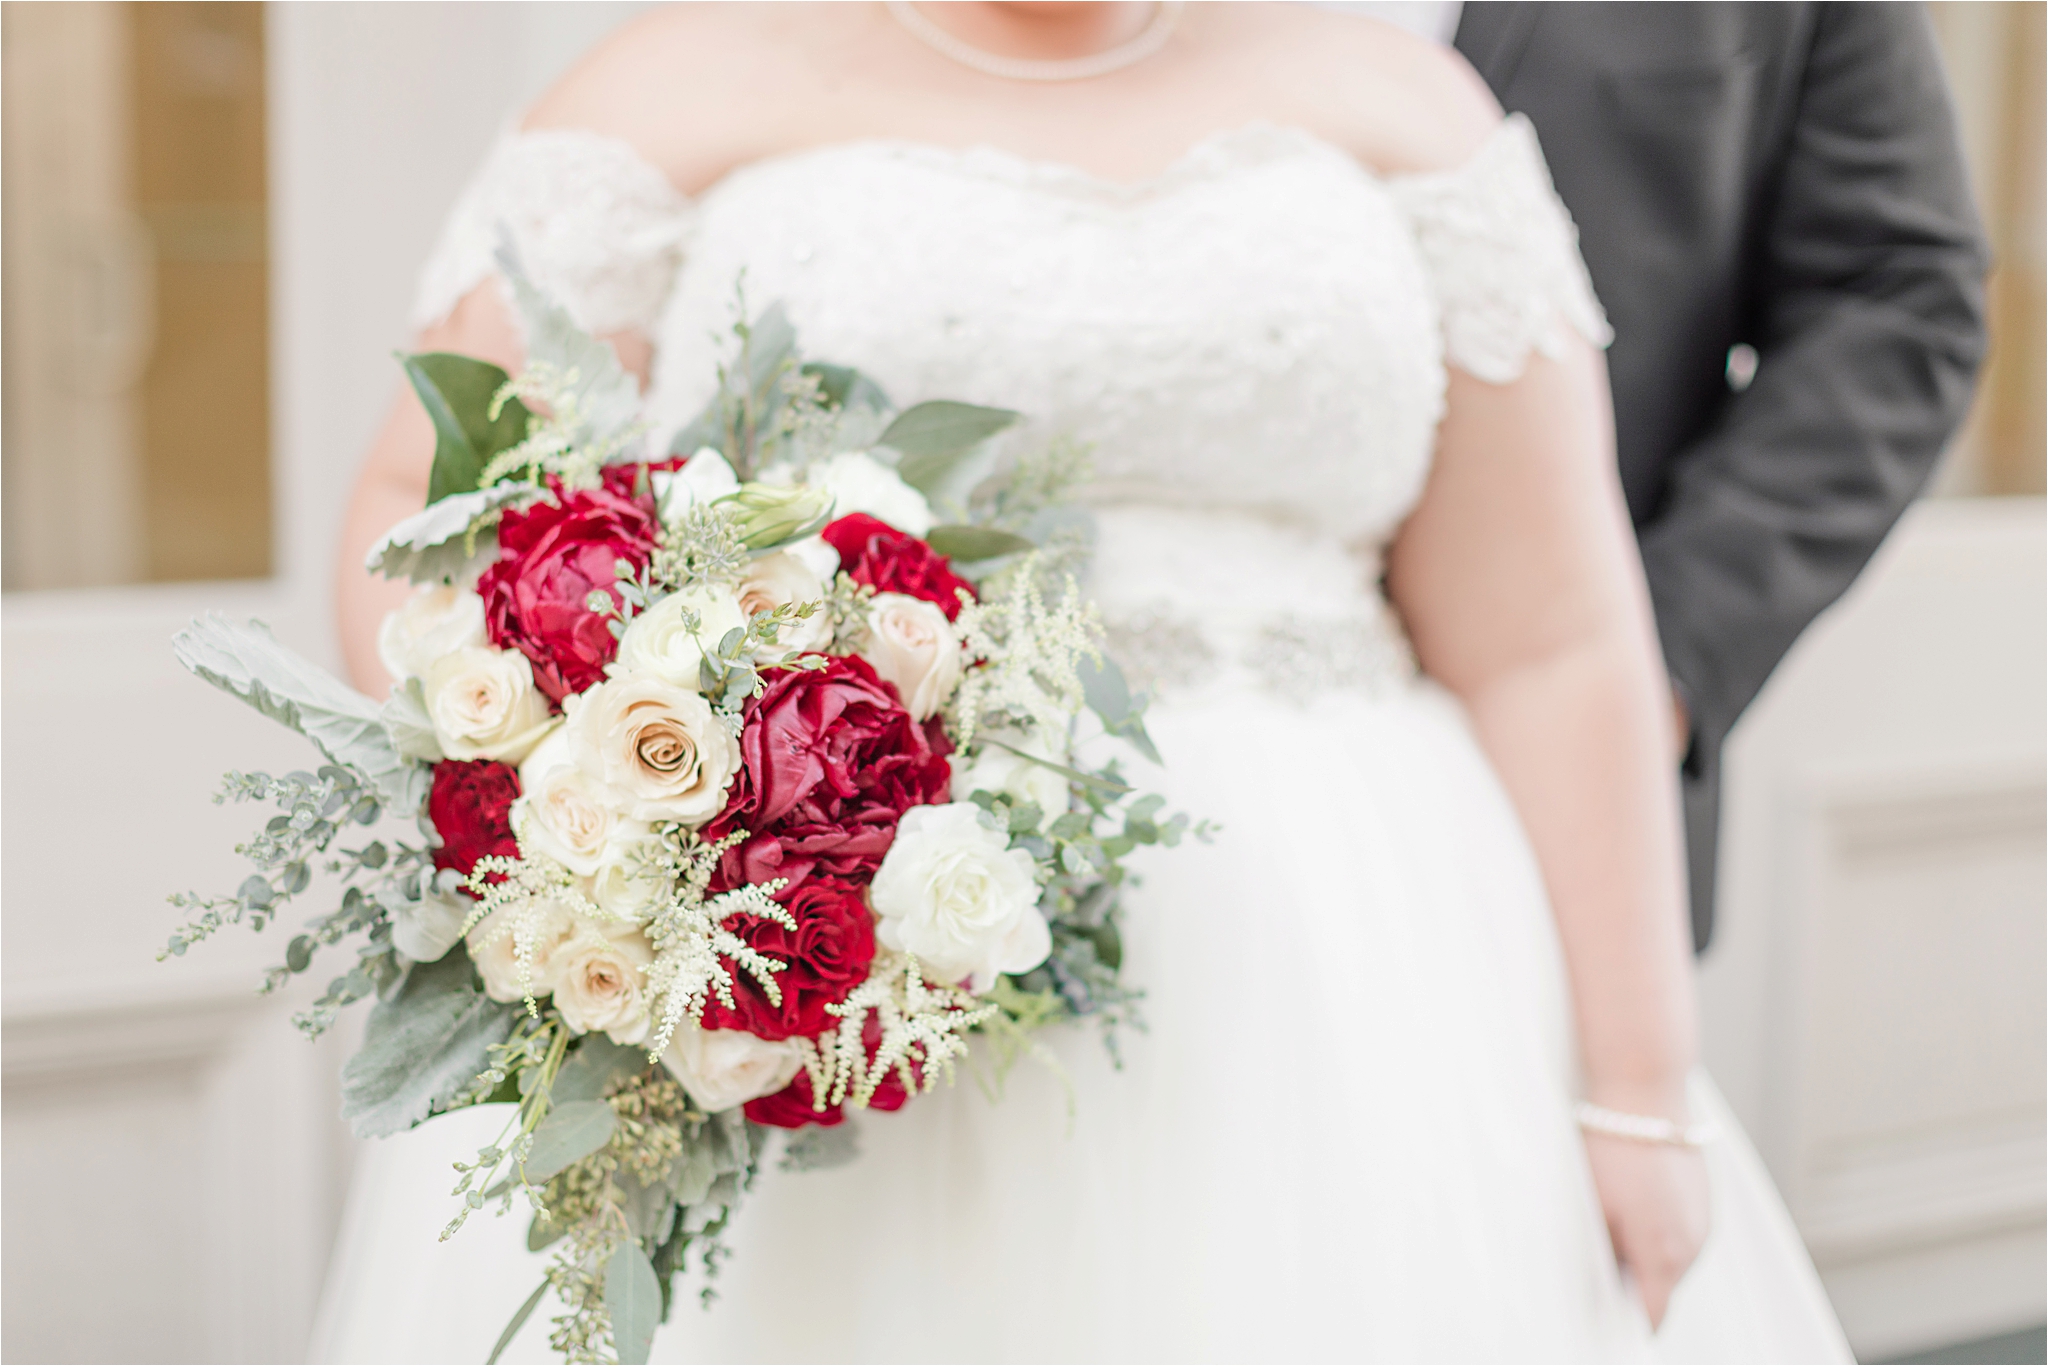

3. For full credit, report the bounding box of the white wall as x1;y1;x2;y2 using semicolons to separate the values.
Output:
1700;497;2047;1361
1;7;647;1361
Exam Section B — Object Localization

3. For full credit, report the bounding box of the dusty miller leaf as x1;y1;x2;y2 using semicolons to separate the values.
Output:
339;953;516;1138
172;615;428;812
494;236;643;456
365;482;538;584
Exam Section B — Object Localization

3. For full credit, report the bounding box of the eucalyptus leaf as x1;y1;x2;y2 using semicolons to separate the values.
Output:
338;952;516;1138
173;615;429;813
488;1280;550;1366
605;1240;662;1366
743;303;797;395
400;352;531;503
494;237;643;455
1078;652;1163;766
880;400;1019;466
552;1034;646;1104
801;361;890;412
924;525;1036;562
526;1214;567;1255
984;738;1132;796
523;1099;617;1182
365;482;539;585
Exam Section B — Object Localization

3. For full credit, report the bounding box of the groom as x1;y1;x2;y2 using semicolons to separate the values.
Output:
1452;2;1990;952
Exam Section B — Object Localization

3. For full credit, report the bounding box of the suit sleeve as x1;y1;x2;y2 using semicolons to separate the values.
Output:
1638;2;1989;775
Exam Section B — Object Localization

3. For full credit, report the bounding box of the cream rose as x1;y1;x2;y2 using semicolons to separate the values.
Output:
661;1019;805;1113
738;551;834;657
377;583;487;683
552;922;655;1046
466;898;581;1003
585;833;670;923
809;450;934;536
389;868;471;963
614;586;748;692
861;593;964;722
871;801;1048;991
950;729;1072;830
566;673;739;826
514;730;651;876
422;645;556;764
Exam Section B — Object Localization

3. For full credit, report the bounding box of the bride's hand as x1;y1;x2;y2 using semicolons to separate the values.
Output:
1583;1132;1711;1330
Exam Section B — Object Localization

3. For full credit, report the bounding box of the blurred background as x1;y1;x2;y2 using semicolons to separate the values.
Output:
0;3;2040;1361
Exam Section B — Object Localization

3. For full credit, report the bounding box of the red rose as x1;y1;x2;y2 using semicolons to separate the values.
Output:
742;1017;915;1129
700;878;877;1041
427;760;521;883
479;483;658;702
821;514;976;621
705;655;952;896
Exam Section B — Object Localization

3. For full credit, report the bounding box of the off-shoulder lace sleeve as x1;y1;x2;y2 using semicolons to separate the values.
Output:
411;128;693;337
1388;114;1612;384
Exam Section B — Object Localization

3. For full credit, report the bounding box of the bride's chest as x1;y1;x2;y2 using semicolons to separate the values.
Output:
647;136;1447;539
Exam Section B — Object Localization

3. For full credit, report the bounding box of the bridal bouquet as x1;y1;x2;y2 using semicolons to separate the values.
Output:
166;256;1193;1363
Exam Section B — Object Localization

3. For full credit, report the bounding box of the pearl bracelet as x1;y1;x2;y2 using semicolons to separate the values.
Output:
1574;1100;1716;1148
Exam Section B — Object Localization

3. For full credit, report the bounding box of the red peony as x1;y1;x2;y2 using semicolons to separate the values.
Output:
821;514;976;621
699;878;876;1041
705;655;952;896
427;760;521;882
478;482;658;703
743;1016;915;1129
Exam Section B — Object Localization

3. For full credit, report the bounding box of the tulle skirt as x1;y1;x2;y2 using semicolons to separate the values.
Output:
311;678;1850;1364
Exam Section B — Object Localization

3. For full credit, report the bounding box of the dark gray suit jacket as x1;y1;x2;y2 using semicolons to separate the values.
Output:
1454;2;1990;951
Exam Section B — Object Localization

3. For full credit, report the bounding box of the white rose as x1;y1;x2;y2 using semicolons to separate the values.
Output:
423;645;556;764
785;534;841;583
514;729;651;877
552;922;656;1046
585;833;670;922
466;898;581;1003
809;450;933;537
871;802;1048;991
950;729;1072;830
651;447;740;522
377;583;487;683
738;552;834;657
390;868;471;963
661;1019;804;1113
862;593;964;721
566;673;740;826
615;586;748;692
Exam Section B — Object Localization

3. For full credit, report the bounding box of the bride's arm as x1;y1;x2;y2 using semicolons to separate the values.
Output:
1385;343;1709;1325
333;284;651;694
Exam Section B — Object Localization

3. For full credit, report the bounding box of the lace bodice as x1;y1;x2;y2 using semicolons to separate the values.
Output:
417;116;1607;693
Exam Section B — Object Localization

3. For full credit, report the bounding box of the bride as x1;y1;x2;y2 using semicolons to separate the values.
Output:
319;3;1849;1361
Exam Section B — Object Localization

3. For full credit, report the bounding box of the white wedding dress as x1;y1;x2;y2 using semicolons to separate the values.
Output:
313;116;1852;1364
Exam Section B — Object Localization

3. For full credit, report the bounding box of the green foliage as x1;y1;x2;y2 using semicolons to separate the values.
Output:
878;400;1020;493
172;614;428;812
524;1101;619;1182
488;1282;550;1366
1079;650;1162;765
339;952;518;1138
604;1242;661;1365
778;1120;861;1173
925;524;1037;562
400;352;533;503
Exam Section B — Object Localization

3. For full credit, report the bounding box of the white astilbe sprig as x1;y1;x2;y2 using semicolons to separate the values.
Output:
461;850;602;1016
798;953;996;1113
477;363;646;492
950;554;1103;750
639;825;798;1059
